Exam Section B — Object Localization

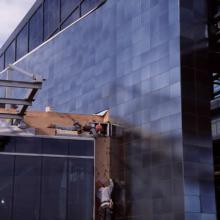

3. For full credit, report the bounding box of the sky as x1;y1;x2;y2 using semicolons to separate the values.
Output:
0;0;35;48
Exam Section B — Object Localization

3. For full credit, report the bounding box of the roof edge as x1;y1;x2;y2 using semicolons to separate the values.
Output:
0;0;43;55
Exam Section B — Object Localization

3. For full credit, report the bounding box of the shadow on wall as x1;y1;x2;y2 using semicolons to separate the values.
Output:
108;119;183;219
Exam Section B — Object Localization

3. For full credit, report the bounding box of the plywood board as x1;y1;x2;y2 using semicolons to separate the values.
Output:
23;111;105;135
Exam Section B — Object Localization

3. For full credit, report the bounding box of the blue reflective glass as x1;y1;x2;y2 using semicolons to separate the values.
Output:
16;137;42;154
61;0;80;22
0;54;4;71
41;157;67;220
0;136;95;219
13;156;41;220
44;0;60;40
67;159;94;220
42;138;68;155
61;8;80;29
0;155;14;220
81;0;99;15
16;24;28;59
69;140;94;156
29;6;43;51
0;136;15;152
5;41;15;67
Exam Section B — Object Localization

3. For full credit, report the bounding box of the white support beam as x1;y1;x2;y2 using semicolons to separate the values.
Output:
8;64;44;81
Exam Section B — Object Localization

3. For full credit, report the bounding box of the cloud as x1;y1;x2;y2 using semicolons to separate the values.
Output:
0;0;35;48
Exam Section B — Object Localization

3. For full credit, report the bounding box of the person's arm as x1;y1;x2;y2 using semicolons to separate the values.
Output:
109;178;114;194
96;188;101;200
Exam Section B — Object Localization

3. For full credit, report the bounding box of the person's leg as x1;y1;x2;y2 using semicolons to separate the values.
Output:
99;207;105;220
90;127;97;136
105;207;112;220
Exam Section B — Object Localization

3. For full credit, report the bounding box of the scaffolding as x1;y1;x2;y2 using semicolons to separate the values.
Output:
0;64;45;121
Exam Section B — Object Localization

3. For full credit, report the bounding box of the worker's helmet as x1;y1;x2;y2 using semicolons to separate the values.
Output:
96;179;105;188
96;123;103;132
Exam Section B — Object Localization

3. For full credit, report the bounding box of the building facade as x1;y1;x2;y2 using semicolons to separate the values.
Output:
0;0;217;220
0;0;105;69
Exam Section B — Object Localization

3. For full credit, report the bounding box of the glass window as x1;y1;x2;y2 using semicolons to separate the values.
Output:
81;0;99;15
0;136;15;152
42;138;68;155
5;41;15;67
13;156;41;220
0;155;14;220
29;6;43;51
0;136;95;219
61;0;80;22
69;140;94;156
16;24;29;59
41;157;67;220
0;54;4;71
61;8;80;29
16;137;42;154
44;0;60;40
67;159;94;220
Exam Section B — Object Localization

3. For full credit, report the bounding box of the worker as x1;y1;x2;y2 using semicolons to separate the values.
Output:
97;178;114;220
48;119;82;132
17;120;28;129
95;123;103;135
83;121;97;136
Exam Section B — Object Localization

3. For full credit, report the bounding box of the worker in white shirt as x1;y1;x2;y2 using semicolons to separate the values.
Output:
97;178;114;220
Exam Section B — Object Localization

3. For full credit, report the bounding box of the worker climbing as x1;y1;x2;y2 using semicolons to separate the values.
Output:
97;178;114;220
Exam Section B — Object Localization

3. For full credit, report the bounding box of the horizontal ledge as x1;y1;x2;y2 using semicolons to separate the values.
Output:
0;79;42;89
0;98;32;106
0;152;94;159
0;113;23;120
